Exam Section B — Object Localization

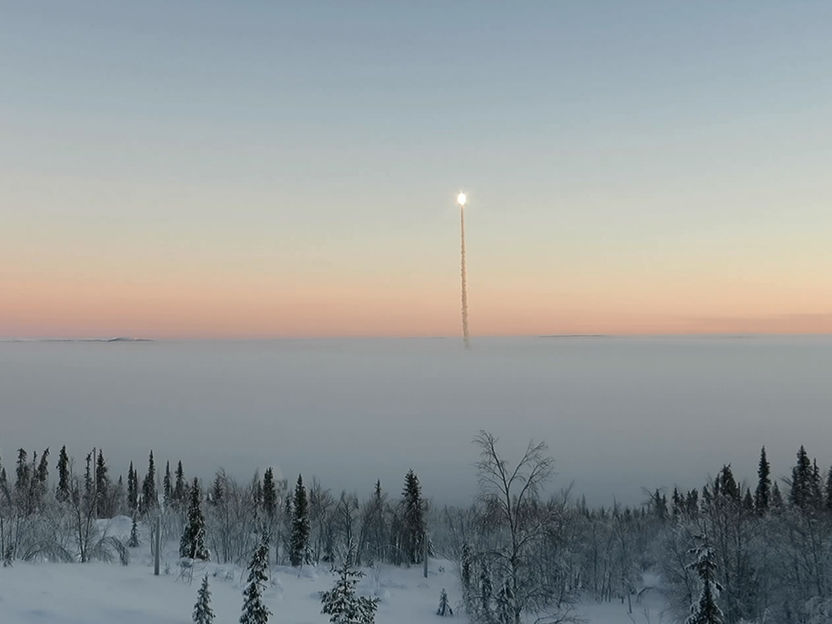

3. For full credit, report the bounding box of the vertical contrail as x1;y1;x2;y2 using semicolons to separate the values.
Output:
460;197;470;349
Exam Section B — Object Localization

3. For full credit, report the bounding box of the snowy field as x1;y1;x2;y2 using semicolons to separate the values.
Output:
0;518;664;624
0;560;668;624
0;520;665;624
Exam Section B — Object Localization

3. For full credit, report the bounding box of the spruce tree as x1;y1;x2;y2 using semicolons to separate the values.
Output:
741;489;754;515
32;448;49;510
437;588;454;616
180;477;209;560
810;459;823;510
400;469;425;564
56;445;70;502
83;451;94;511
826;467;832;512
262;467;277;523
685;536;724;624
754;446;770;514
715;465;739;501
127;462;138;513
174;460;186;506
290;474;310;567
141;450;157;514
128;515;140;547
321;552;379;624
95;450;110;517
15;449;30;501
771;481;784;510
193;574;215;624
163;460;172;507
789;445;812;510
240;538;271;624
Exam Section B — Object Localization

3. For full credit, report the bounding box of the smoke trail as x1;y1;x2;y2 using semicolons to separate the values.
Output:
460;204;470;348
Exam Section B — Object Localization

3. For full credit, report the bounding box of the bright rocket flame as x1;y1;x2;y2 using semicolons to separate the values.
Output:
457;192;467;207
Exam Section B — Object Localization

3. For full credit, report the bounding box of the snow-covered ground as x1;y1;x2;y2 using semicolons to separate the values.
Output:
0;518;666;624
0;515;670;624
0;559;666;624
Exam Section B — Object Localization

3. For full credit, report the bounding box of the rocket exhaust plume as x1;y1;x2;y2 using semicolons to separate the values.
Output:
458;192;470;349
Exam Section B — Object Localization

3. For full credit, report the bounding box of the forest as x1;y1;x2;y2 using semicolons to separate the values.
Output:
2;431;832;624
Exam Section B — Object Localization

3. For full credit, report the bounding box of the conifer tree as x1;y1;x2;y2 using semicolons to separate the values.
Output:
789;445;812;510
321;551;379;624
31;448;49;511
240;538;271;624
163;460;172;507
771;482;784;510
193;574;215;624
809;459;823;510
262;467;277;523
826;467;832;512
15;449;30;504
83;451;94;511
437;588;454;616
180;477;209;560
95;450;110;517
741;489;754;515
128;515;140;547
685;535;724;624
754;446;770;514
141;450;157;514
400;469;425;564
127;462;138;512
290;474;310;567
714;465;739;501
174;460;186;505
56;445;70;502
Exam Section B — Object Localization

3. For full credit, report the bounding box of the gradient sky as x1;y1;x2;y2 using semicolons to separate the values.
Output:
2;1;832;338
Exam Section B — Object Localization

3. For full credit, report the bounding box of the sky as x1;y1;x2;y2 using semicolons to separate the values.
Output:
2;1;832;338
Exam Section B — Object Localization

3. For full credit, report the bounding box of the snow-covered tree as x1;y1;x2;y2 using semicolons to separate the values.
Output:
686;535;724;624
754;446;770;514
240;539;271;624
173;460;187;507
128;515;140;547
290;474;310;567
141;451;157;515
127;462;138;513
262;467;277;524
790;445;813;510
321;553;379;624
437;588;454;616
400;469;425;564
56;445;70;503
163;460;172;508
193;574;214;624
472;431;562;624
180;477;209;560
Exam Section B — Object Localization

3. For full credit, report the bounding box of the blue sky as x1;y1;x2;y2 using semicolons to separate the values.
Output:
3;1;832;336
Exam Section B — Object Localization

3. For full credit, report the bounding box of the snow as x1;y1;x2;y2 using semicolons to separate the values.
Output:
0;557;662;624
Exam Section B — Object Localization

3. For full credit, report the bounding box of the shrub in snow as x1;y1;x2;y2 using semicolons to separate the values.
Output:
686;535;724;624
128;516;140;548
321;555;380;624
180;477;209;561
241;539;271;624
437;588;454;616
193;574;214;624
